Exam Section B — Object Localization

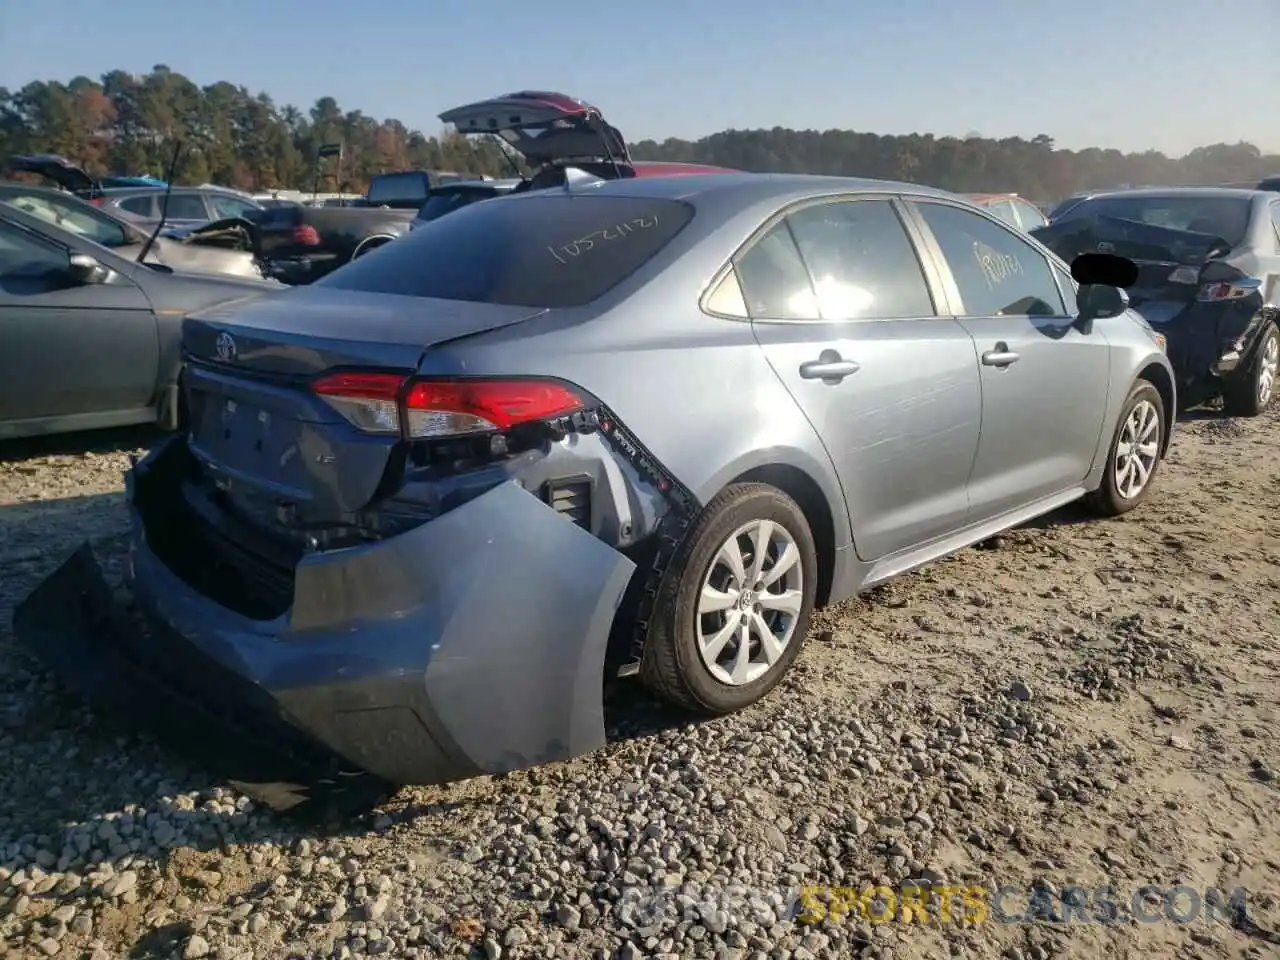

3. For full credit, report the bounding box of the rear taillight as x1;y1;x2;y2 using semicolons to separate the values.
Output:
89;197;104;207
311;372;584;439
311;372;403;434
1197;276;1262;302
291;224;321;245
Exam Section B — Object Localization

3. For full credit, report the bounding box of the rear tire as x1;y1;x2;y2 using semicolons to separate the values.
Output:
1087;378;1165;517
639;482;817;716
1222;321;1278;417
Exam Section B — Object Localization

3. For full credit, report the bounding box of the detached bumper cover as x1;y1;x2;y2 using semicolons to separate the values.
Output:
12;479;635;805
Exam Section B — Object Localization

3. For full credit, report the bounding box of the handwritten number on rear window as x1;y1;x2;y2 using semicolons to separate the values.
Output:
549;216;659;264
973;240;1024;289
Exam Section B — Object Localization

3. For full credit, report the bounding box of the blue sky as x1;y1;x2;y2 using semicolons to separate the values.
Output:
1;0;1276;157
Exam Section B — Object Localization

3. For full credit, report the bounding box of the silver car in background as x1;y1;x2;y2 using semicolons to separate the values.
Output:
0;182;267;280
16;173;1174;812
98;185;263;229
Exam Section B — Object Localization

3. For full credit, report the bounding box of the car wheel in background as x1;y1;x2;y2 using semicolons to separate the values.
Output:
1222;321;1278;417
640;482;817;716
350;235;395;260
1087;378;1165;517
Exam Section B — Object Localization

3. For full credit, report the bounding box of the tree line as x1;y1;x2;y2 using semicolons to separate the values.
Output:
2;65;1276;202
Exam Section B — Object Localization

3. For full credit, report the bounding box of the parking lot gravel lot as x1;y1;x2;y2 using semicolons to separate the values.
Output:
1;407;1278;960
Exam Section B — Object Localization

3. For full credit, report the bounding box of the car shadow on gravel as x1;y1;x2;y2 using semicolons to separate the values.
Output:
0;424;163;463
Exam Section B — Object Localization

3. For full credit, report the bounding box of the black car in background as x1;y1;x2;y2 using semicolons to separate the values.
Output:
406;177;521;231
1032;188;1280;416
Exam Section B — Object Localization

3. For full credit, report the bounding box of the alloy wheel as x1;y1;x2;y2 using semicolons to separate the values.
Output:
1257;333;1278;408
1113;399;1160;500
696;519;804;686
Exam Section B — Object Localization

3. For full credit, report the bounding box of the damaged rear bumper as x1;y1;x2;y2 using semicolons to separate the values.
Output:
12;463;635;809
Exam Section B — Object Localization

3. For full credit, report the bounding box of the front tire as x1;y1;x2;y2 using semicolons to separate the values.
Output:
639;482;817;716
1222;321;1278;417
1087;378;1165;517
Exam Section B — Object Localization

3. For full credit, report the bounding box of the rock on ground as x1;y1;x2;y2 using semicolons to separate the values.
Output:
1;410;1278;960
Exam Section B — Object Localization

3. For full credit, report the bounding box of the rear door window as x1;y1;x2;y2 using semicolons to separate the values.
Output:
318;194;695;308
118;195;156;218
916;201;1067;317
210;194;260;219
164;193;210;220
785;199;935;320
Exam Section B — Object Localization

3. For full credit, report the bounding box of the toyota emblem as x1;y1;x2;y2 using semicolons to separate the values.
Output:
1096;242;1115;253
215;331;237;362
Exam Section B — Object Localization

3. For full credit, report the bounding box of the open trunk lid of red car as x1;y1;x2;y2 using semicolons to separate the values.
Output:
439;90;631;166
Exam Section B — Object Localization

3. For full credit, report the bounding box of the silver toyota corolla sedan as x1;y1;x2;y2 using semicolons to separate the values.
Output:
15;173;1175;812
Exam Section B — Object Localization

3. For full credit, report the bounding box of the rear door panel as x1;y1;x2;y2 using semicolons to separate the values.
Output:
736;197;982;561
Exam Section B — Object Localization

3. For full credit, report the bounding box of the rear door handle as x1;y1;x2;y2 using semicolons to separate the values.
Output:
981;342;1021;368
799;350;861;384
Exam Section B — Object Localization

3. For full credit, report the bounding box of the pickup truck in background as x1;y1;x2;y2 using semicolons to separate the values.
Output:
252;171;431;284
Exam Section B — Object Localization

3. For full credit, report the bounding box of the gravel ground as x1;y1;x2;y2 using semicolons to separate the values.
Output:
1;407;1278;960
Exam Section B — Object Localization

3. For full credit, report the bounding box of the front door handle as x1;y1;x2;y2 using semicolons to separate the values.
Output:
981;342;1021;367
799;349;861;384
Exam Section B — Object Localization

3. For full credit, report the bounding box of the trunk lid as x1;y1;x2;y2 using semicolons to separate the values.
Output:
183;285;544;376
6;153;100;195
439;90;631;166
181;288;547;528
1031;215;1234;303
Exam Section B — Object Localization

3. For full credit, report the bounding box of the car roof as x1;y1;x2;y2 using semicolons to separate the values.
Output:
0;181;79;199
509;171;963;206
630;161;739;177
1079;186;1264;201
101;185;249;198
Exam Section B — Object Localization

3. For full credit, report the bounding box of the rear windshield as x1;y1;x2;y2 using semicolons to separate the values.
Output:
366;172;430;208
319;194;695;308
1057;195;1252;247
1047;196;1087;220
414;188;502;223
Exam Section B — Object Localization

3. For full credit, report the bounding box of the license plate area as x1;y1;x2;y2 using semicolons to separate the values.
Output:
185;367;331;501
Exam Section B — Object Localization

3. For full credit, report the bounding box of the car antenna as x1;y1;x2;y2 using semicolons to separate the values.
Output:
136;140;183;264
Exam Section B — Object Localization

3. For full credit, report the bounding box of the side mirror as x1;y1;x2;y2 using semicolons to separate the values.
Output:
1070;252;1135;332
1075;284;1129;333
68;252;111;285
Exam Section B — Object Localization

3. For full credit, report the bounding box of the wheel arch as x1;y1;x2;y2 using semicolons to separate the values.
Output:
350;233;397;260
730;462;837;608
1137;360;1176;457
